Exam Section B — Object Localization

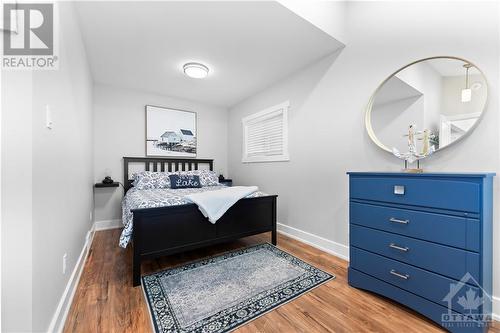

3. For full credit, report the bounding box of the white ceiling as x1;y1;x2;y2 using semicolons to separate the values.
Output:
427;58;480;77
373;76;422;106
75;1;344;108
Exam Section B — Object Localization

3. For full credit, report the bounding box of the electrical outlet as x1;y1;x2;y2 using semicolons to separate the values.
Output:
62;253;67;274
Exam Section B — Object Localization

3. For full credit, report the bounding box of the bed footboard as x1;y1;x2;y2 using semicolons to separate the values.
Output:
132;195;277;286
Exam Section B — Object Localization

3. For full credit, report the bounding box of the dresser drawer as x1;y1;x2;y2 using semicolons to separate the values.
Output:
350;177;480;212
348;268;488;333
350;247;481;314
350;202;480;252
350;224;479;282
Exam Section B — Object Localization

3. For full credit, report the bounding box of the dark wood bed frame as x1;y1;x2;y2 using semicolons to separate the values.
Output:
124;157;277;286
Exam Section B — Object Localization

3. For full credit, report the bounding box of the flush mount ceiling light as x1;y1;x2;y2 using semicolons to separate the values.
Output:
183;62;209;79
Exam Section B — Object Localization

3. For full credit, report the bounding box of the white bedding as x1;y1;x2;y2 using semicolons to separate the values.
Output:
185;186;259;223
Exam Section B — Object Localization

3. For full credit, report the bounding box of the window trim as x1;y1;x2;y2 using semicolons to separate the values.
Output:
241;101;290;163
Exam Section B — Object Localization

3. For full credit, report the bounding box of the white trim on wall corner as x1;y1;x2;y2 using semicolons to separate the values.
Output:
493;296;500;322
277;222;349;261
94;219;122;231
47;227;93;333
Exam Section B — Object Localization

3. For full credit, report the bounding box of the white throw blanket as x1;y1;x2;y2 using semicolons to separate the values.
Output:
185;186;259;223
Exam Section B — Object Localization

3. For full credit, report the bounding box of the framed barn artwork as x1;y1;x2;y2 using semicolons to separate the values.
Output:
145;105;197;157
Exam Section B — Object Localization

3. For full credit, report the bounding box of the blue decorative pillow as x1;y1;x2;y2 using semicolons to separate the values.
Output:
169;174;202;189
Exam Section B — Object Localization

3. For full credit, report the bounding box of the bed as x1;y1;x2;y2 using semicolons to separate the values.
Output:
122;157;278;286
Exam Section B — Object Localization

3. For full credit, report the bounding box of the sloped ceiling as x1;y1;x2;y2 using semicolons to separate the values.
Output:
75;1;344;107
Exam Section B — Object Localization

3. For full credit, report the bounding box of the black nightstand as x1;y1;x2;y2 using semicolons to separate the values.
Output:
219;179;233;187
94;182;119;188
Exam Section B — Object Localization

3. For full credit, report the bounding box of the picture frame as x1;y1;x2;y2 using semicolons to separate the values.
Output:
145;105;197;157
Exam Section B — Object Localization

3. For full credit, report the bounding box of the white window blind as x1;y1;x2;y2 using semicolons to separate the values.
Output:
242;101;289;163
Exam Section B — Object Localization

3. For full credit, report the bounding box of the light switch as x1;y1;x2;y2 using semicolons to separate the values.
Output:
46;105;53;129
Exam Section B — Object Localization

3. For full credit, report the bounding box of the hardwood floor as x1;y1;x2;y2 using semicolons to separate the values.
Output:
64;229;500;333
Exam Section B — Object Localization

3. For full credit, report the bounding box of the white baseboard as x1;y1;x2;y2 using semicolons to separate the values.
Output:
47;227;94;333
94;219;122;231
277;222;349;261
493;296;500;322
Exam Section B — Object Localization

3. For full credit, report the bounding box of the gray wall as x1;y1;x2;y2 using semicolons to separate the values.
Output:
228;0;500;312
1;2;94;331
2;2;499;330
93;84;229;223
1;70;34;332
31;2;94;331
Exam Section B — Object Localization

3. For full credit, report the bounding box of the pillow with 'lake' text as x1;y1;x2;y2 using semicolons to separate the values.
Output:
169;174;202;189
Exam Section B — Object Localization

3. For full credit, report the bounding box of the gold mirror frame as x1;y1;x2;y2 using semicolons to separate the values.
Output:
365;56;488;154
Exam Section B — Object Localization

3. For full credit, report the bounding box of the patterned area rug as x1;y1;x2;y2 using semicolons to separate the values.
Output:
142;243;334;333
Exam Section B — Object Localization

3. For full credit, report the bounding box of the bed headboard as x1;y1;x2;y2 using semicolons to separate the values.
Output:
123;157;214;192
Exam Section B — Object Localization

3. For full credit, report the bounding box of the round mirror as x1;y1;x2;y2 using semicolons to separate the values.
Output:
366;56;488;155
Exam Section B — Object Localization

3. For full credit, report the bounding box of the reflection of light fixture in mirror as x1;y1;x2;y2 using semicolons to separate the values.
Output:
461;63;473;103
366;56;488;158
471;81;482;91
183;62;209;79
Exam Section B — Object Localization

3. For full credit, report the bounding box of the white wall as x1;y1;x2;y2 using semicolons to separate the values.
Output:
228;0;499;314
1;70;34;332
93;84;228;223
396;61;442;134
441;74;487;117
372;61;443;152
371;95;424;152
31;3;94;331
1;2;94;331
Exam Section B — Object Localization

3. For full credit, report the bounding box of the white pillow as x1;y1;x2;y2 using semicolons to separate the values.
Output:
132;171;172;190
181;170;219;186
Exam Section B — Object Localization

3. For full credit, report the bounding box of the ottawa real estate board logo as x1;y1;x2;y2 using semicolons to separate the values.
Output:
2;3;58;69
441;273;492;329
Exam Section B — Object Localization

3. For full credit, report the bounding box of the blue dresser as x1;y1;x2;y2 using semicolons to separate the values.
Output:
347;172;494;333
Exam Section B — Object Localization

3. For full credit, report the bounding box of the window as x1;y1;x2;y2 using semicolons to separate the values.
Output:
242;101;289;163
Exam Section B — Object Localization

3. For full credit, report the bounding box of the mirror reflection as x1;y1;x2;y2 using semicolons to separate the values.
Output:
368;57;487;153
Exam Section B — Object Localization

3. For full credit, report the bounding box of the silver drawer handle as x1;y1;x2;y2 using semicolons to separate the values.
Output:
394;185;405;195
389;243;409;252
389;217;409;224
390;269;410;280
